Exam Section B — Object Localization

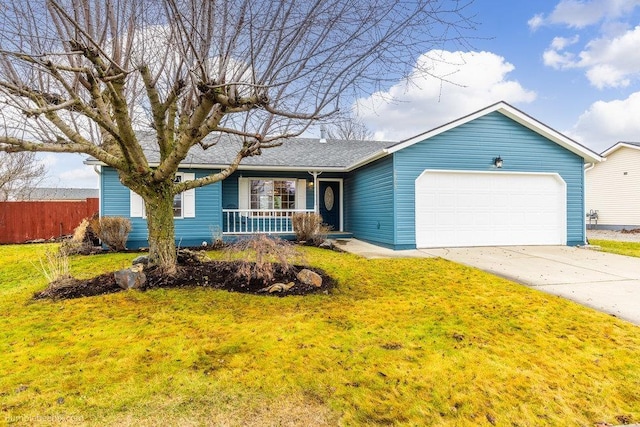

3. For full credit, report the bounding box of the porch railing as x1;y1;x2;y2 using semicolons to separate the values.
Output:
222;209;315;234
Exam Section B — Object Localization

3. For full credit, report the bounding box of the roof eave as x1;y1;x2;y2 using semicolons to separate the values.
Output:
345;149;390;172
601;141;640;157
84;159;348;173
384;101;603;164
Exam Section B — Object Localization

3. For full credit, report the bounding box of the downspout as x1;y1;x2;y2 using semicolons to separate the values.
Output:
93;165;102;218
583;163;593;245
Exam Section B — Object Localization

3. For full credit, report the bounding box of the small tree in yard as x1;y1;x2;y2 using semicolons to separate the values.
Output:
0;0;474;273
0;151;46;201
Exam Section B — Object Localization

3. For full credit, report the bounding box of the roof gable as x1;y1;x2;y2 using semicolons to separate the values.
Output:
601;141;640;157
383;101;602;164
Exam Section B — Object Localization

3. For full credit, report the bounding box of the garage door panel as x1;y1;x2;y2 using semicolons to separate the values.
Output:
415;171;567;248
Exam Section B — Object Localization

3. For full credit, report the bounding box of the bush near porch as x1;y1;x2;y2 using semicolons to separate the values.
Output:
0;244;638;426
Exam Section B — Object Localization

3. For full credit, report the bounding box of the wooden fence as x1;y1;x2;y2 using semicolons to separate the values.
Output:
0;198;99;244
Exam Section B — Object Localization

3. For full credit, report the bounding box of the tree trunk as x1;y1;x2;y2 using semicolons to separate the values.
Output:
144;188;177;274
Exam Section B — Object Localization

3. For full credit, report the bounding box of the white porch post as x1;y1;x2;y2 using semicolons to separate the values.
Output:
308;171;322;213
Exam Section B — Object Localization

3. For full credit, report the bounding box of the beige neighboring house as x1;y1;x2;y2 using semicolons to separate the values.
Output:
585;141;640;229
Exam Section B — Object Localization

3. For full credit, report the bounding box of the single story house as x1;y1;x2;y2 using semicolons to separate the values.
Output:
88;101;602;249
585;141;640;229
14;187;99;201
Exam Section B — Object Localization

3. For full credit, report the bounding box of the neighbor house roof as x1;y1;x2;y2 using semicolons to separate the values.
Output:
85;101;603;170
600;141;640;157
15;187;99;201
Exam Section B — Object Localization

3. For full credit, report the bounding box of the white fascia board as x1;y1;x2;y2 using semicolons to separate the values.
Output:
497;104;603;163
345;149;390;172
84;158;347;173
601;142;640;157
383;101;603;164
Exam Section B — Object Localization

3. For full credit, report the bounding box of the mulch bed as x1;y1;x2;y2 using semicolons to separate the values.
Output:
33;260;336;301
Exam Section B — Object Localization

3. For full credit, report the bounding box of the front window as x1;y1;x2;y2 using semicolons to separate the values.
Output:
250;179;296;212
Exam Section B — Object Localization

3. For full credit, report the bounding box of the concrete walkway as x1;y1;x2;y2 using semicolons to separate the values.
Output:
336;239;640;325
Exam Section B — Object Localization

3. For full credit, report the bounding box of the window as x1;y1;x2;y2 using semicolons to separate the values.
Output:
250;179;296;211
172;175;183;218
130;173;196;219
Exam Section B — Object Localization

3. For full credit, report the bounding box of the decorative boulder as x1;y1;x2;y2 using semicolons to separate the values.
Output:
131;255;150;266
114;264;146;290
296;269;323;287
318;239;334;249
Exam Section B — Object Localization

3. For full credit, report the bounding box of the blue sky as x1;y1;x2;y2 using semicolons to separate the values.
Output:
44;0;640;188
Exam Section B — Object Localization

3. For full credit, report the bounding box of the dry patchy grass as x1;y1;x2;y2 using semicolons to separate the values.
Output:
0;243;639;426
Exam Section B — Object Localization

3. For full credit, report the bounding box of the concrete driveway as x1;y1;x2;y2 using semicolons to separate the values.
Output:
420;246;640;325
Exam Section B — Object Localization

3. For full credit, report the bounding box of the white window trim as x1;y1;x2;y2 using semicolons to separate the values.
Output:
130;172;196;219
238;177;306;213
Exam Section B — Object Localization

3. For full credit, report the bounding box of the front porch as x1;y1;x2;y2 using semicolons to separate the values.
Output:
221;208;352;239
222;209;314;234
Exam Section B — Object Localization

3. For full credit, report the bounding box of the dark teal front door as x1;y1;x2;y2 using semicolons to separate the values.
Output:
319;181;340;231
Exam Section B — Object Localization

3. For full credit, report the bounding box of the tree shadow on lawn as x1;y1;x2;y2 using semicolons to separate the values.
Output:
33;259;336;300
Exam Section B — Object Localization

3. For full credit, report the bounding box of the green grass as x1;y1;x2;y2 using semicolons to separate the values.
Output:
590;239;640;258
1;243;639;426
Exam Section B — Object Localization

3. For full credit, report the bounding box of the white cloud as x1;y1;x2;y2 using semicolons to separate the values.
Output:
550;35;580;50
40;153;98;188
528;14;545;31
542;25;640;88
530;0;640;30
568;92;640;152
354;50;536;141
543;48;576;69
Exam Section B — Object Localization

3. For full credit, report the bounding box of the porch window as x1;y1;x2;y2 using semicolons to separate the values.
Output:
250;179;296;213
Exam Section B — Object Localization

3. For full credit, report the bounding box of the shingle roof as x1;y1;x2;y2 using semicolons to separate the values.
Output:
133;132;395;170
15;187;98;201
86;101;603;170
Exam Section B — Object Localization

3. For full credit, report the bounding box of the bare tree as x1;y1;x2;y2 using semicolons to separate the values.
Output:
0;0;474;271
0;151;46;201
326;117;374;141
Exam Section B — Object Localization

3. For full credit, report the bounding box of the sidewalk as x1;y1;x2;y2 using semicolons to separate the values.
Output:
333;238;434;259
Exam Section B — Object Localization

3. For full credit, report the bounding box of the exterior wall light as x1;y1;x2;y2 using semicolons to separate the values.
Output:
493;156;503;168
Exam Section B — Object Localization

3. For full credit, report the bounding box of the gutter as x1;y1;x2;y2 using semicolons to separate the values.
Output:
345;149;390;172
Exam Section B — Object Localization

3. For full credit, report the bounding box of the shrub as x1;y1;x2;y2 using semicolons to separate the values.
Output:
226;235;304;284
37;249;71;283
291;212;332;245
208;225;226;249
90;216;132;251
59;217;99;256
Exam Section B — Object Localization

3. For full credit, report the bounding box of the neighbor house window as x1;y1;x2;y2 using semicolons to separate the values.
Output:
250;179;296;212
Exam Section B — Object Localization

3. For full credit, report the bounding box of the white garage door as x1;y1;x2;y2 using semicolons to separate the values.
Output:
415;170;567;248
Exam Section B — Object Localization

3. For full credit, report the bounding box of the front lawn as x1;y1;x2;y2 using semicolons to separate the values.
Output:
1;244;639;426
590;239;640;258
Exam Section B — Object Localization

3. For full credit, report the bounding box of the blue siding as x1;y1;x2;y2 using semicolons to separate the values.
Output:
101;167;222;248
392;112;586;248
345;156;395;247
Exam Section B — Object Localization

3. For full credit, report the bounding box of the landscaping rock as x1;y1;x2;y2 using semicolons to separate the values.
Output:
319;239;334;249
132;255;150;266
177;249;210;265
297;268;322;287
259;282;296;293
114;266;146;290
